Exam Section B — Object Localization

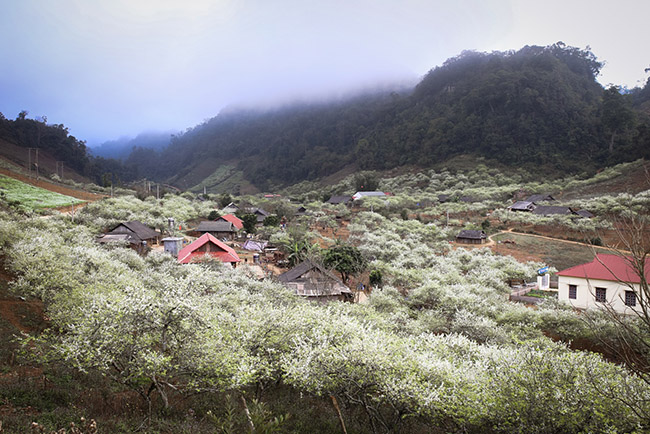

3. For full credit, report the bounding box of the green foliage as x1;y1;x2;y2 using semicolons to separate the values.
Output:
369;269;383;287
352;171;380;192
208;209;221;220
323;242;366;282
241;213;257;233
263;215;280;227
218;193;233;208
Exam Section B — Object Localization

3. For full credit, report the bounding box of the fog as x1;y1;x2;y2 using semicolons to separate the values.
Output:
0;0;648;146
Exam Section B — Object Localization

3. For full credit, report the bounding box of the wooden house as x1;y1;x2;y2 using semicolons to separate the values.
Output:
532;206;577;216
509;201;536;212
177;233;241;267
278;260;352;302
456;230;487;244
99;221;160;245
326;195;352;205
195;221;239;240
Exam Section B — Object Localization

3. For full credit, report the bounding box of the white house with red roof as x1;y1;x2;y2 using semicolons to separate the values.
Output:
177;233;241;267
557;253;649;314
218;214;244;230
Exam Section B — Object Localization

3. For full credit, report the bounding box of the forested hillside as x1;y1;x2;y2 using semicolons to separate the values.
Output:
0;112;137;185
130;43;650;191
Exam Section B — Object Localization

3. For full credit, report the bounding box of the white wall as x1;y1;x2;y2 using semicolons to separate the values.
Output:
558;275;642;314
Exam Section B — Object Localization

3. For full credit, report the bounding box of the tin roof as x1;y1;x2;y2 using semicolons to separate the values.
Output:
557;253;649;284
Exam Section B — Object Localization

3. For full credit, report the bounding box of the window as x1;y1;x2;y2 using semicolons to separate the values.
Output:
568;284;577;299
625;291;637;307
595;287;607;303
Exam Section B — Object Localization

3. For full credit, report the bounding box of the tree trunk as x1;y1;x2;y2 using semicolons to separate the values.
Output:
239;393;256;432
330;395;348;434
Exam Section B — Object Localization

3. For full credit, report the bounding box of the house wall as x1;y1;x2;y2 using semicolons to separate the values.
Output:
558;275;642;314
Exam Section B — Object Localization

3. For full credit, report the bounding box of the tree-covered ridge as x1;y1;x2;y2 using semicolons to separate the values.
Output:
129;43;649;191
0;111;139;186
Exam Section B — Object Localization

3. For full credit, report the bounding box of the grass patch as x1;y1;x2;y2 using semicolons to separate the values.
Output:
526;289;558;298
493;232;612;270
0;174;84;211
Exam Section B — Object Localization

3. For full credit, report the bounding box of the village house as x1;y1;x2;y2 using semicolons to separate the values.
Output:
455;230;487;244
195;220;239;240
532;206;577;216
278;260;353;303
177;233;241;267
98;221;160;246
557;253;650;314
217;214;244;230
326;195;352;205
508;200;536;212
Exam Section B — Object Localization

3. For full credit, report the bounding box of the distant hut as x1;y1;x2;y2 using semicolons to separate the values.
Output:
326;195;352;205
278;260;352;303
195;221;239;240
509;201;536;212
99;221;160;245
576;209;595;218
456;230;487;244
532;206;577;216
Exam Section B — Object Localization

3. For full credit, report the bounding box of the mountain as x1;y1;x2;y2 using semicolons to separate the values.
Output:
127;43;648;192
0;112;136;186
90;131;177;160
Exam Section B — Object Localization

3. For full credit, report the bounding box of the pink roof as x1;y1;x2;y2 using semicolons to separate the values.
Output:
557;253;649;284
219;214;243;230
178;233;241;264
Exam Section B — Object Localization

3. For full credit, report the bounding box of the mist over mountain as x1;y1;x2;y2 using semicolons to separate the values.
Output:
2;43;649;193
125;43;650;192
90;131;177;160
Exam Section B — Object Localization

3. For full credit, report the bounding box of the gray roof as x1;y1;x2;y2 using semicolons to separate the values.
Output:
327;195;352;204
576;209;595;218
107;221;159;242
278;260;351;296
532;206;576;216
196;221;237;232
97;233;133;244
509;201;535;211
456;230;487;240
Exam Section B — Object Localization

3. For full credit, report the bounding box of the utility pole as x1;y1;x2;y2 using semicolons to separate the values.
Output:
28;148;39;179
156;184;160;200
56;161;64;179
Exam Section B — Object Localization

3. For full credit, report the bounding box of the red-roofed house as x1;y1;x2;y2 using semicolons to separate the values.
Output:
177;233;241;267
557;254;649;314
218;214;243;230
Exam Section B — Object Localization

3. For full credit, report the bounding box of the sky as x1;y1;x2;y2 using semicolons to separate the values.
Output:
1;0;648;146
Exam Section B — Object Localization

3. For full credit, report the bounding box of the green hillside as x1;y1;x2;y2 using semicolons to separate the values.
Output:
128;43;650;191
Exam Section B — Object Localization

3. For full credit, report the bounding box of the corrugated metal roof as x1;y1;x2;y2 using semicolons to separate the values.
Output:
557;254;649;284
178;233;241;264
219;214;244;229
196;221;237;232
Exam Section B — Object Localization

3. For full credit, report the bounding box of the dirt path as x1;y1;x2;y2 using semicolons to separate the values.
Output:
488;229;624;252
